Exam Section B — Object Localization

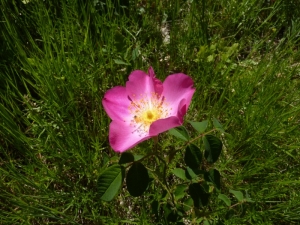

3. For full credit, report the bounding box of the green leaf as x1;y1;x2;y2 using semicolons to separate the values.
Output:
213;118;225;133
172;168;186;180
110;155;119;163
207;54;214;62
168;126;190;141
189;120;208;133
201;182;210;193
204;169;221;190
203;135;222;163
114;31;126;52
245;190;254;202
229;190;244;202
203;220;211;225
119;152;134;164
163;204;180;223
101;152;110;167
97;164;125;201
132;47;139;61
218;194;231;206
113;59;130;65
189;183;210;208
174;184;187;200
185;167;197;180
126;162;149;197
183;197;193;211
133;154;144;161
184;144;202;169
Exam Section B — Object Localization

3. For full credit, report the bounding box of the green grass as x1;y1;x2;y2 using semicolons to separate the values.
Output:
1;0;300;224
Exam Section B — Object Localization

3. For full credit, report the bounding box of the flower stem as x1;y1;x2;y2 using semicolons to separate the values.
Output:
152;136;159;153
185;128;217;146
155;154;176;206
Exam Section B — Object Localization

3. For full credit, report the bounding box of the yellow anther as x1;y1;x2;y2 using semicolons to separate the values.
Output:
128;92;171;135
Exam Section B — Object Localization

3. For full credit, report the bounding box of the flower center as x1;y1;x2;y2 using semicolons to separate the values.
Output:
129;92;171;135
143;110;156;122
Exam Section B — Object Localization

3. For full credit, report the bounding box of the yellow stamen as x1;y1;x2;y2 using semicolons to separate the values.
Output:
128;92;171;136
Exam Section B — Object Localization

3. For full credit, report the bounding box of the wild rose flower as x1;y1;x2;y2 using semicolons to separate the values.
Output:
102;67;195;152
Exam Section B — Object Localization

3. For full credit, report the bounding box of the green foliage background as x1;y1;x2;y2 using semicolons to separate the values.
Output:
1;0;300;224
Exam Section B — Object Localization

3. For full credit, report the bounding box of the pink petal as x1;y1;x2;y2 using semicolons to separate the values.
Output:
102;86;131;121
126;69;163;101
177;98;189;122
162;73;195;117
109;120;151;152
148;67;163;96
149;116;182;136
148;67;155;77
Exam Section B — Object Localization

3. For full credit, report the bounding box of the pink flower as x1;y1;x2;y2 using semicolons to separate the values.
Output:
102;67;195;152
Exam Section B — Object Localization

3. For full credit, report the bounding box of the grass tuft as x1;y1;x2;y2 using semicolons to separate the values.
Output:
1;0;300;224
